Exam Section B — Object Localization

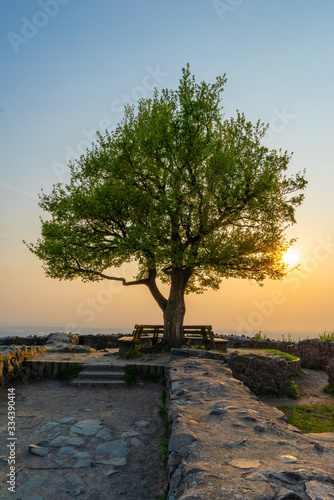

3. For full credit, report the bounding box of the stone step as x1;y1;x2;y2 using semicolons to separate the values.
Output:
77;370;125;380
80;363;120;371
72;363;126;386
71;378;126;386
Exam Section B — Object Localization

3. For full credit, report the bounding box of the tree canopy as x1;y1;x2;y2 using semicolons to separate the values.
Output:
26;64;307;346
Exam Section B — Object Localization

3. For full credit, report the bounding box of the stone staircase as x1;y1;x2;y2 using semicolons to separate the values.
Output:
71;363;126;387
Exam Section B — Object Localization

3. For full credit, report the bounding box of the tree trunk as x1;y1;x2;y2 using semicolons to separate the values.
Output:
162;268;191;347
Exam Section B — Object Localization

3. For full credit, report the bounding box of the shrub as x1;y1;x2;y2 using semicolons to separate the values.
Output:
318;330;334;341
253;331;267;340
288;380;300;399
323;384;334;395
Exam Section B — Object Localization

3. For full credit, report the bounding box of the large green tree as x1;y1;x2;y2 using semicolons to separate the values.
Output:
26;65;307;347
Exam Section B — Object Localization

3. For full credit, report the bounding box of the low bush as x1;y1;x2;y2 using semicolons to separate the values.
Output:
288;380;300;399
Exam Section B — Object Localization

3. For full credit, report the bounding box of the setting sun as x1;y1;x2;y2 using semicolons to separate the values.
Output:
282;250;299;267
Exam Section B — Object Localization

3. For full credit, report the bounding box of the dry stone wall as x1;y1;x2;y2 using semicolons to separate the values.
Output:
224;335;334;370
166;355;334;499
171;347;296;396
0;346;47;386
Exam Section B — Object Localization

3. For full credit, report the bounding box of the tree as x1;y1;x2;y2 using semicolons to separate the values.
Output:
26;65;307;347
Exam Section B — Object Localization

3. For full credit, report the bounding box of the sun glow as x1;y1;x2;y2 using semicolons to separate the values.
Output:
282;250;299;267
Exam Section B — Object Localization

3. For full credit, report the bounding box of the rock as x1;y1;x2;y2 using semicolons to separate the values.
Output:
73;459;92;468
225;437;248;449
58;417;77;425
95;428;112;440
228;459;261;469
121;430;140;438
168;432;197;452
59;446;77;454
103;457;127;467
64;437;84;446
95;440;130;458
28;445;49;457
134;419;150;428
73;451;91;460
26;475;46;488
104;468;117;476
130;437;144;447
209;407;227;416
46;332;78;345
70;419;103;436
281;455;298;463
305;480;334;500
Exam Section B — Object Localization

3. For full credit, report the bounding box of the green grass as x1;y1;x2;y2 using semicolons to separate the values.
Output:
278;403;334;433
264;349;298;362
124;365;137;386
57;363;82;384
238;348;298;362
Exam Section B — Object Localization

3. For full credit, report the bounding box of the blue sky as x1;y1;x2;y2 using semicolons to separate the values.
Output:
1;0;333;337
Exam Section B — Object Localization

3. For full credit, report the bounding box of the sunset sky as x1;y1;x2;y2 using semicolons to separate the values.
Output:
1;0;333;339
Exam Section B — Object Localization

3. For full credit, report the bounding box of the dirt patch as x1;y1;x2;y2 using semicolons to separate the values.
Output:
0;379;166;500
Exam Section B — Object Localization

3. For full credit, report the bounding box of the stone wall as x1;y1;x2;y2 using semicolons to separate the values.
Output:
224;335;334;370
78;333;126;349
171;347;297;396
0;333;127;349
166;356;334;499
0;346;48;386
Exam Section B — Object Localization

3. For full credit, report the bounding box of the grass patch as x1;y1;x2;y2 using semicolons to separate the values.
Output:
237;349;298;362
158;389;169;467
124;365;137;386
57;363;82;384
264;349;298;362
278;403;334;433
323;384;334;395
125;344;145;359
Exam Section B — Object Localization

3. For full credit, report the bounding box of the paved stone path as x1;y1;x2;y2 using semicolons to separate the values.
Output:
0;380;166;499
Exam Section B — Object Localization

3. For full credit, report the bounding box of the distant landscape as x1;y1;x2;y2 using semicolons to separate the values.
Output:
0;325;325;341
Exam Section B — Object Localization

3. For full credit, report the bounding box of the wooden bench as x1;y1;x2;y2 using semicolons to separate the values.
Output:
118;325;228;355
